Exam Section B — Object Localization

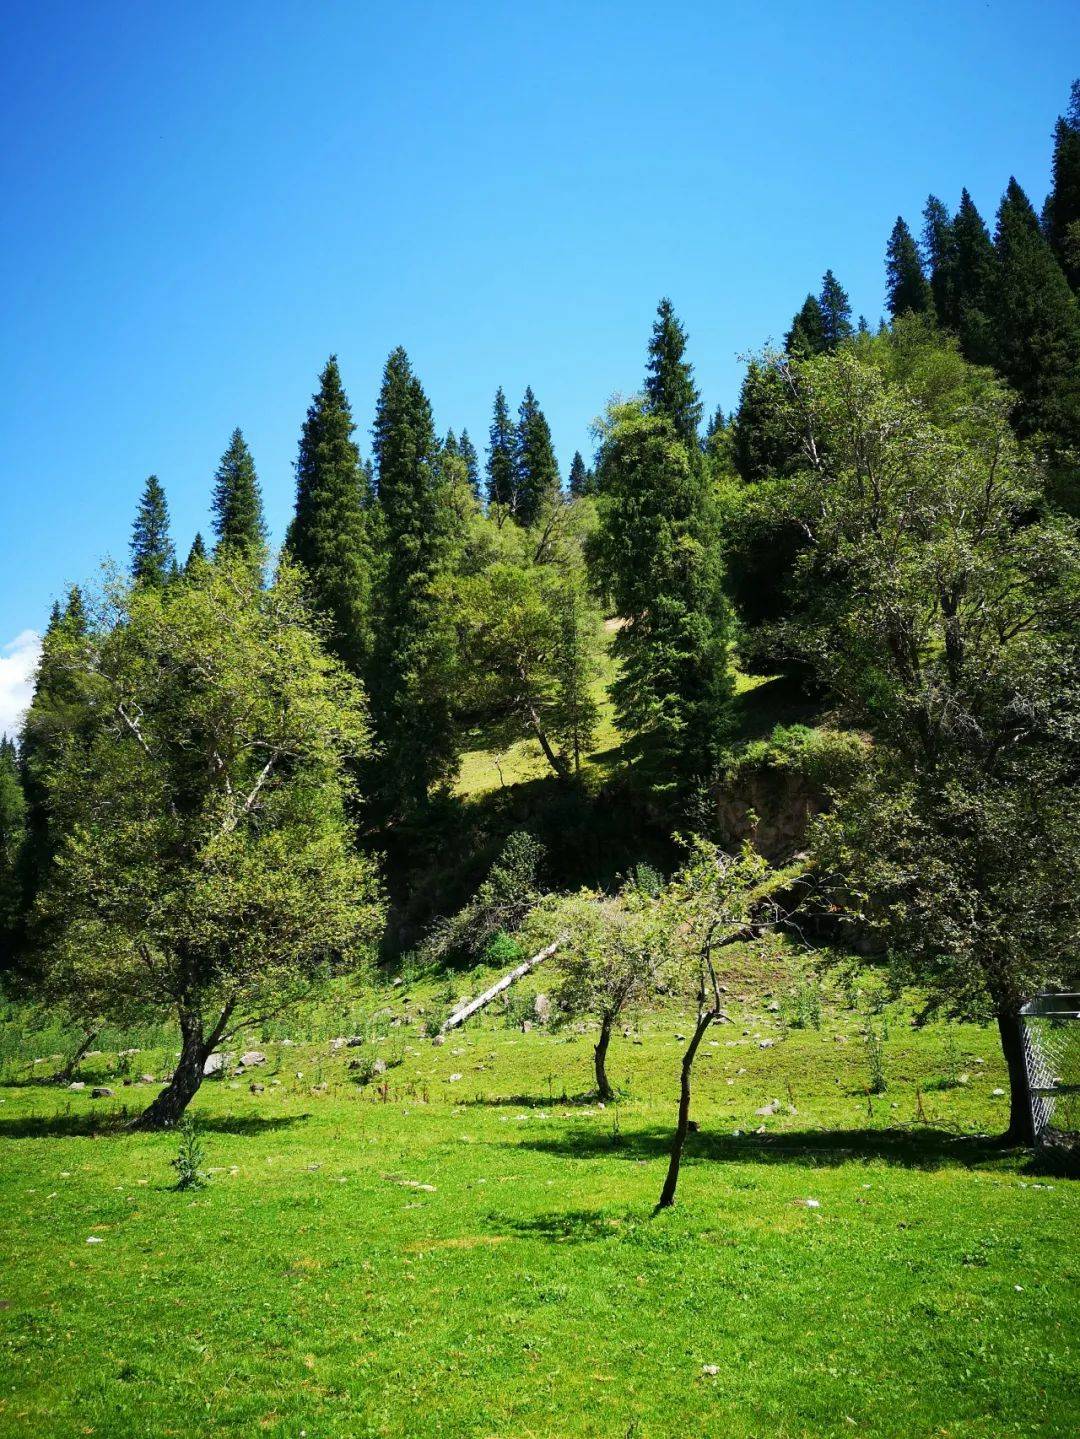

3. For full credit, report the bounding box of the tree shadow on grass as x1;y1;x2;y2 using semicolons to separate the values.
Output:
0;1111;310;1140
506;1124;1077;1178
459;1091;600;1109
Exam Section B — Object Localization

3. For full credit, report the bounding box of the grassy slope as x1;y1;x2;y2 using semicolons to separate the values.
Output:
1;972;1077;1439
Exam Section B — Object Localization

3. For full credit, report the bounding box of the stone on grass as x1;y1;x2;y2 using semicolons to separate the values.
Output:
792;1197;821;1208
203;1052;229;1077
533;993;551;1024
758;1039;775;1049
249;1082;265;1094
240;1051;266;1067
139;1074;156;1085
91;1087;114;1099
702;1364;719;1377
992;1088;1006;1097
755;1099;780;1116
448;1072;463;1082
372;1058;387;1076
68;1082;85;1091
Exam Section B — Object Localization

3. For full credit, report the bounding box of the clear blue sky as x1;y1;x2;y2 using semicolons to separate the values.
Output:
1;1;1078;679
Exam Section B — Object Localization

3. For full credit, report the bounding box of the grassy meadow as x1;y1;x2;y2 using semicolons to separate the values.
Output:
1;962;1076;1439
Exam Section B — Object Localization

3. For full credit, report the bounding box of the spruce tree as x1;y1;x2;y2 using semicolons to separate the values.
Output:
212;428;267;565
922;195;958;328
1044;80;1080;293
644;298;703;445
370;347;458;812
567;450;590;498
458;429;481;497
131;476;175;587
785;295;827;357
991;177;1080;456
818;270;854;350
486;387;517;512
885;217;933;317
731;361;800;483
515;386;561;526
286;356;373;675
184;533;207;573
952;189;997;365
0;736;26;965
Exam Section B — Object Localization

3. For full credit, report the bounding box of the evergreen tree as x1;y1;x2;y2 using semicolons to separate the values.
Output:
458;429;481;497
515;386;561;526
785;294;827;357
922;195;958;328
731;361;800;483
589;399;733;779
286;356;373;675
0;737;27;965
130;476;175;587
212;428;267;565
184;533;207;573
818;270;854;349
1045;80;1080;292
991;178;1080;474
567;450;591;498
486;387;517;512
951;189;997;365
885;216;933;317
644;298;703;445
370;347;458;812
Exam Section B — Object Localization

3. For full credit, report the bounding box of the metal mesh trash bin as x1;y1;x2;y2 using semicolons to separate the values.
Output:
1021;990;1080;1146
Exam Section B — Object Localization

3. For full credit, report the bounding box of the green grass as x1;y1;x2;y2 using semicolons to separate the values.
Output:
1;972;1076;1438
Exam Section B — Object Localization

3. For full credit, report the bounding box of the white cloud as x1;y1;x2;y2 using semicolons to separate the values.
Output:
0;630;42;741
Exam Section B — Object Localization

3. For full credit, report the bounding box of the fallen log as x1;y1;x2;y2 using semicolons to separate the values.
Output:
440;938;563;1034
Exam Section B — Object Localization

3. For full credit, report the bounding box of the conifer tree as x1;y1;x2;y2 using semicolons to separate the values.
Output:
0;736;26;965
922;195;958;328
212;428;267;566
645;298;703;445
184;533;207;573
731;361;799;483
458;429;481;497
818;270;854;350
567;450;590;498
130;476;175;587
885;217;933;317
1045;80;1080;292
486;387;517;512
991;178;1080;456
785;295;827;357
370;348;458;812
286;356;373;675
952;189;997;364
515;386;561;526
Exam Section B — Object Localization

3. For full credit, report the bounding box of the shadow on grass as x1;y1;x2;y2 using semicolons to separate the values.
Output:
506;1124;1077;1177
459;1091;600;1109
0;1111;310;1140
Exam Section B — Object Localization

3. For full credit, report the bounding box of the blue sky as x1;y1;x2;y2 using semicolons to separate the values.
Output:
1;0;1078;731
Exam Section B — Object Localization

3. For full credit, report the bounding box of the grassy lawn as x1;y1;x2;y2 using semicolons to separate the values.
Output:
1;974;1076;1438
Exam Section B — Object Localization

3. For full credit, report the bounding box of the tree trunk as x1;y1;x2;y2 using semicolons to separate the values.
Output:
440;940;562;1033
997;1009;1035;1146
594;1014;615;1100
53;1025;100;1084
656;1010;714;1210
133;1008;207;1130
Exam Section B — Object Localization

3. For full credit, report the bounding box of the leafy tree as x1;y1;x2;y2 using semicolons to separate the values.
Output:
421;831;545;965
458;429;481;497
515;386;561;527
818;270;854;350
589;399;733;779
486;386;517;513
990;178;1080;459
766;343;1080;1143
130;476;175;587
370;347;459;813
212;427;268;567
645;297;703;445
184;533;208;574
567;450;591;498
286;356;373;675
785;294;827;357
0;738;26;964
542;883;671;1099
1044;79;1080;292
31;557;383;1127
885;216;933;317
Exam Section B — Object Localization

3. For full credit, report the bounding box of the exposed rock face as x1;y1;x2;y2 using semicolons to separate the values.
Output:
713;767;824;861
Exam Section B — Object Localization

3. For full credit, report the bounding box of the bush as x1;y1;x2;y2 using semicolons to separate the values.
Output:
170;1115;207;1190
421;832;545;965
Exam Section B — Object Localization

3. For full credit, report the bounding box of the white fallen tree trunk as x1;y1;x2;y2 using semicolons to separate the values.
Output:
440;938;563;1034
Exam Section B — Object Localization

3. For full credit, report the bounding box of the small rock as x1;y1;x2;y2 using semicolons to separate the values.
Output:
793;1197;821;1208
202;1052;229;1077
702;1364;719;1376
432;1034;446;1046
372;1058;388;1076
91;1086;114;1099
448;1072;463;1082
992;1087;1005;1097
675;1033;686;1041
139;1074;156;1085
249;1082;265;1094
759;1039;775;1049
755;1100;780;1116
533;993;552;1024
86;1235;104;1245
521;1020;533;1032
68;1082;85;1091
766;1001;781;1013
240;1051;266;1067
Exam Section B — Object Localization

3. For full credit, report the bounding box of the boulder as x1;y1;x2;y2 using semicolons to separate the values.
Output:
203;1052;229;1077
240;1051;266;1067
68;1081;86;1091
533;993;552;1024
91;1086;114;1099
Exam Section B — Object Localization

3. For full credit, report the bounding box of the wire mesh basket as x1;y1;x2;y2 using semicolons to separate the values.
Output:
1021;991;1080;1146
